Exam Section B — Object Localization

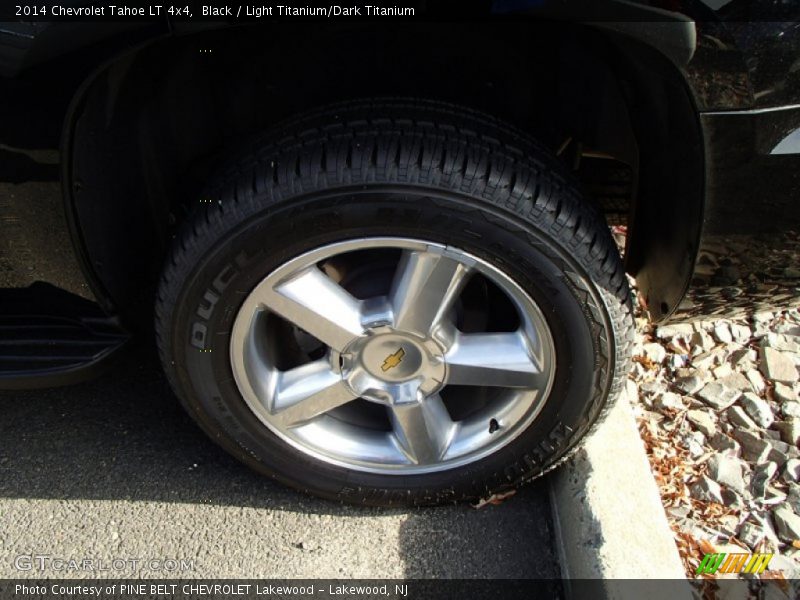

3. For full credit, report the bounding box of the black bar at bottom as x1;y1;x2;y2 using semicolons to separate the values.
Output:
1;579;799;600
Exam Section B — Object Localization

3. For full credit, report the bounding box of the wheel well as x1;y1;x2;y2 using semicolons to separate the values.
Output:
64;21;703;326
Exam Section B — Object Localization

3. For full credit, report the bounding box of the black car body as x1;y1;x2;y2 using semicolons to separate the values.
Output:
1;0;799;503
0;0;800;385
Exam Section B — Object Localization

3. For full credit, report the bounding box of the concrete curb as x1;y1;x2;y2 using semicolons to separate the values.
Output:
549;385;694;598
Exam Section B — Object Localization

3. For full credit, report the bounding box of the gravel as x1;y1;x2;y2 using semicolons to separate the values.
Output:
740;393;775;428
655;391;685;411
627;266;800;577
774;505;800;542
709;433;741;457
761;347;800;384
751;462;778;501
691;476;726;505
686;410;717;437
784;459;800;483
776;420;800;446
707;455;746;496
697;382;741;410
776;382;799;403
676;375;705;395
726;406;758;431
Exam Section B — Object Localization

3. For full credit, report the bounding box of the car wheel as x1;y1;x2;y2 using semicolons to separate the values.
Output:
155;99;634;506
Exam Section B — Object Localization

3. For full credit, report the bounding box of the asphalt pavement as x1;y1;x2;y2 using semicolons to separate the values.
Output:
0;147;561;580
0;346;561;579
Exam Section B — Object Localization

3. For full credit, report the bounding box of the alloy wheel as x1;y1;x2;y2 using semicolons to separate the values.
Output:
229;237;556;474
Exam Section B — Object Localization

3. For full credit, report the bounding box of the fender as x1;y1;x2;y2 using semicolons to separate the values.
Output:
494;0;697;68
22;2;773;325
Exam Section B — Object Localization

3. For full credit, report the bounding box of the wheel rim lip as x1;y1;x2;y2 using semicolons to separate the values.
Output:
229;236;556;475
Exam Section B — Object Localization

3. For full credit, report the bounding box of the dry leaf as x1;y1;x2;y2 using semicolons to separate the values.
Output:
472;489;516;509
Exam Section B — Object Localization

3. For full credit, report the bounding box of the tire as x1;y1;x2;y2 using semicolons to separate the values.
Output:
155;99;634;506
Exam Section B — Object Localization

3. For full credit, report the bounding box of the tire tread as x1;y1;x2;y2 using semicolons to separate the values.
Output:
155;98;634;505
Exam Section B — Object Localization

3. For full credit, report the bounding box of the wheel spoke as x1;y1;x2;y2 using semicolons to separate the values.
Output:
389;248;471;336
229;237;557;474
444;331;544;389
271;359;358;427
389;393;455;465
256;266;364;351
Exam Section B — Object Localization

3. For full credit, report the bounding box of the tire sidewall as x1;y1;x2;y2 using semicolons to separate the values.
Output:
168;188;615;504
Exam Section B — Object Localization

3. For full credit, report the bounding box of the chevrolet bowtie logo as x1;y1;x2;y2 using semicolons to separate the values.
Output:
381;347;405;372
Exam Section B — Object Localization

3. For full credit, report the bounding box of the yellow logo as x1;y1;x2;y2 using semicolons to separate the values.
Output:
697;552;773;575
381;348;405;372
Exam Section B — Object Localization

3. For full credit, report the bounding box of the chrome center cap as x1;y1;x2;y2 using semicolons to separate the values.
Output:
341;329;446;405
362;334;425;381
